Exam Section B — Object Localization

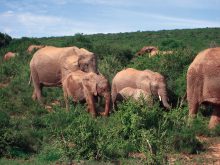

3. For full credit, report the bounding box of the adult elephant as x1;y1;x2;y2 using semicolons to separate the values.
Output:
187;47;220;129
112;68;171;109
62;70;111;117
30;46;97;103
136;46;158;56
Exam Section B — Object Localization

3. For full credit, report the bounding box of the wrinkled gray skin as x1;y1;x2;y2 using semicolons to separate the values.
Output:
187;47;220;129
112;68;171;109
30;46;97;103
63;70;111;117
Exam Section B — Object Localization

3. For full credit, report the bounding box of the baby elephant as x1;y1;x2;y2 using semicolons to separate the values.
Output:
118;87;153;104
62;70;111;117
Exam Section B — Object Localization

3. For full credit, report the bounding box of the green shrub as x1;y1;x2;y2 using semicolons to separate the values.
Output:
62;33;93;50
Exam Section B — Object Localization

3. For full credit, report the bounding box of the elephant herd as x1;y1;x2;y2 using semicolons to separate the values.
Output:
135;46;174;57
2;45;45;61
29;45;172;117
3;44;220;129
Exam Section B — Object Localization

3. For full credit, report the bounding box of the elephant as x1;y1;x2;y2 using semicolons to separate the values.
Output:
27;45;45;54
187;47;220;129
136;46;158;56
62;70;111;117
30;46;97;103
3;52;17;61
117;87;153;104
111;68;171;109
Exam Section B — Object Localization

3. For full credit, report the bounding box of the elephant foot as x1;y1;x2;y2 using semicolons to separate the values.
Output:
99;111;109;117
32;92;37;101
91;112;97;118
209;106;220;129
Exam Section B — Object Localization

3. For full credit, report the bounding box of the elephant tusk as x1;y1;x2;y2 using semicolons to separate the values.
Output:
159;95;162;101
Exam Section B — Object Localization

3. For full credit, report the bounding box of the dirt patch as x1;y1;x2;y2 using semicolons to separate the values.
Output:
169;136;220;164
205;138;220;163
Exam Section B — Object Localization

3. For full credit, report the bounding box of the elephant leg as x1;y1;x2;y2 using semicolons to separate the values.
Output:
32;90;37;100
209;105;220;129
188;100;199;118
187;100;199;126
84;89;96;117
31;69;43;103
87;96;96;117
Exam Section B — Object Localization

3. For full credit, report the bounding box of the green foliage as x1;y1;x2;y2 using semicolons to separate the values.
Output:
160;39;185;49
62;33;93;50
0;28;220;163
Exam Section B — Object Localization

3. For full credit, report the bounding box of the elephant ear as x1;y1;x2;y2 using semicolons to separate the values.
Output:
78;55;90;72
82;74;98;96
139;79;152;94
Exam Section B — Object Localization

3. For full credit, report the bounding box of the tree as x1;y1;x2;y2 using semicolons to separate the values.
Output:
0;32;12;47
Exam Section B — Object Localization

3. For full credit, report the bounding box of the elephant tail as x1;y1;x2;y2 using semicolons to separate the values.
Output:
28;73;32;86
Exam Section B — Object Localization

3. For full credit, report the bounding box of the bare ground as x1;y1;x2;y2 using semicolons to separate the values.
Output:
169;136;220;164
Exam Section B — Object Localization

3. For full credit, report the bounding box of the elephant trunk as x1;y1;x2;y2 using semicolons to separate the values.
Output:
158;89;171;109
88;65;97;74
89;57;98;74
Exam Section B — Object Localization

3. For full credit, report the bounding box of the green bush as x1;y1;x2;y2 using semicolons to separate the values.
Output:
62;33;93;50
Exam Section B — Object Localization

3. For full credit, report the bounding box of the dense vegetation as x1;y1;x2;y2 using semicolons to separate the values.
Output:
0;28;220;164
0;32;12;48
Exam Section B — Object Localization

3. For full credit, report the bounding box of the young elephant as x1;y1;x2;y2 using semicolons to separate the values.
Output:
112;68;170;109
62;70;111;117
117;87;153;104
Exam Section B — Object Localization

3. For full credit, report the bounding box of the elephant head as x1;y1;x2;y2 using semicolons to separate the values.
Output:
82;73;111;116
141;70;171;109
61;47;98;79
78;53;97;74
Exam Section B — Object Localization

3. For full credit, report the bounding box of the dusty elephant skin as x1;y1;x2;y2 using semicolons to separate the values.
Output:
62;70;111;117
29;46;97;103
111;68;171;109
187;47;220;129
